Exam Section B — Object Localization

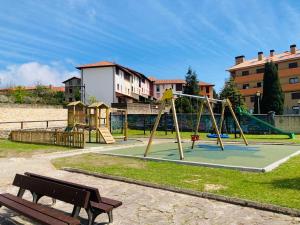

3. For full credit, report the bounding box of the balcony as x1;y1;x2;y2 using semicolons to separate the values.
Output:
234;67;300;84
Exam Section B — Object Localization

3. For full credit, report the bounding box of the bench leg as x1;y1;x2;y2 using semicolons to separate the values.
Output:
32;193;42;203
71;206;81;218
17;188;25;198
87;208;97;225
108;211;113;223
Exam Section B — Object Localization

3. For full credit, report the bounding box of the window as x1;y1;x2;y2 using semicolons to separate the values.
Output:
132;87;134;92
289;62;298;69
250;96;255;102
291;92;300;99
156;85;160;92
242;84;249;89
176;84;182;91
292;106;300;114
116;67;119;75
206;87;209;94
242;71;249;76
289;77;299;84
128;89;130;94
117;84;119;90
69;97;73;102
257;82;262;87
124;72;130;81
256;68;265;74
77;79;80;85
69;88;73;94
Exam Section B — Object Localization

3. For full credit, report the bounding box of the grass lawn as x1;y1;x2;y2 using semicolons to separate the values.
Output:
119;129;300;144
0;139;71;158
53;153;300;210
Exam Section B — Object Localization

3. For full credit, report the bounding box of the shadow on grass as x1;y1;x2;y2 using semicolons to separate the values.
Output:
271;177;300;190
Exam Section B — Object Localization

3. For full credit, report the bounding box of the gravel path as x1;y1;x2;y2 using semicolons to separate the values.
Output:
0;146;299;225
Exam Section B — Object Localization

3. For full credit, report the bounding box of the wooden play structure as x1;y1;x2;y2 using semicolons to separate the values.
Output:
144;89;248;160
87;102;115;144
66;101;116;144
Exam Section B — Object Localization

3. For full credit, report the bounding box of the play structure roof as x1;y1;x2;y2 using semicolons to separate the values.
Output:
88;102;110;109
67;101;85;107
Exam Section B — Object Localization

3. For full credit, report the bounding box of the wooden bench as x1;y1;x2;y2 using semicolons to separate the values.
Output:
24;172;122;225
0;174;91;225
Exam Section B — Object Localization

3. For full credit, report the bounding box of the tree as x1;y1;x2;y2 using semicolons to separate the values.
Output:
261;61;284;114
184;67;199;95
175;67;200;113
219;77;245;109
12;86;27;103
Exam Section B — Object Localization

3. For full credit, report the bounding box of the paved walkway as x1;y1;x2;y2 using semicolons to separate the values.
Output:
0;145;299;225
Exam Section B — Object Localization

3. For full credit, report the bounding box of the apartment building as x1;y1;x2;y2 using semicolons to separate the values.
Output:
151;78;214;99
62;76;81;102
76;61;152;105
228;44;300;114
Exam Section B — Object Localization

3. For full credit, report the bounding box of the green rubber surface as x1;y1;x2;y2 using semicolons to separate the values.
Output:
102;142;300;168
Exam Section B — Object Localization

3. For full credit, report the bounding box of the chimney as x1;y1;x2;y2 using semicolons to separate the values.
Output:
235;55;245;65
258;51;263;61
290;44;296;54
270;49;275;57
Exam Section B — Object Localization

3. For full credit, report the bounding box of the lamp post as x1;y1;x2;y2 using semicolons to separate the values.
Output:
256;91;261;114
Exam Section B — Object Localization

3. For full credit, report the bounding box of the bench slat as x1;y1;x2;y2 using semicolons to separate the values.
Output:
26;172;101;202
2;193;80;225
13;174;90;208
101;197;122;208
90;201;114;213
0;194;69;225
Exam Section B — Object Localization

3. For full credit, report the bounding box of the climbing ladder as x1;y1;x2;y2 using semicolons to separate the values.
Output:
97;127;116;144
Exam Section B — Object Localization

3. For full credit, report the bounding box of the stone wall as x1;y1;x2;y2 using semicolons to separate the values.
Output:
275;115;300;133
0;104;67;132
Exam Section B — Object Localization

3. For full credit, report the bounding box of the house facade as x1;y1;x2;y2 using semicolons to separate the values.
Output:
151;78;214;99
228;44;300;114
76;61;152;105
62;76;81;102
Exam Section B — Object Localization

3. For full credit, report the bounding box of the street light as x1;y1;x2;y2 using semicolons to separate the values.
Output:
256;91;261;114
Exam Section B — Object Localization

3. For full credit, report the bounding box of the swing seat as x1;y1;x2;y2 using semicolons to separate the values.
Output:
191;134;200;141
207;134;230;138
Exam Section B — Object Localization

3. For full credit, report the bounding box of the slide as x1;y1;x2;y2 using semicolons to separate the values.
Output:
97;127;116;144
237;107;295;139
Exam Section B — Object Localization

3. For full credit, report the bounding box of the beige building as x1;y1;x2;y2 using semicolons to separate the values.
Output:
62;76;81;102
150;78;214;99
227;44;300;114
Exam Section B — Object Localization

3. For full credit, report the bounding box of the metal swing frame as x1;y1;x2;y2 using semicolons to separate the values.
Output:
144;89;248;160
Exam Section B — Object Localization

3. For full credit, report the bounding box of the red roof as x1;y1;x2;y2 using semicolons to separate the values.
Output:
76;61;150;82
228;49;300;71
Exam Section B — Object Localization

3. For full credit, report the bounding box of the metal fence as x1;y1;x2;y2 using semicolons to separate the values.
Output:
110;113;278;135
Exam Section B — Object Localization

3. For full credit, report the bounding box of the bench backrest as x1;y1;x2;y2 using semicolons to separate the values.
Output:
25;172;101;203
13;174;90;208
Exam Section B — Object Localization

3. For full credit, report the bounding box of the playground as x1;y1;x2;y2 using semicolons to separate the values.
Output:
101;141;300;172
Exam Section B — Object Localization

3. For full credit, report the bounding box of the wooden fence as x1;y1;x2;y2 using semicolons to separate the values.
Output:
10;130;85;148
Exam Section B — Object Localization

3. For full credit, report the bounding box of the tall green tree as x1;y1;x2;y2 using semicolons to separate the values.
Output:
219;77;244;109
184;67;199;95
175;67;200;113
261;61;284;114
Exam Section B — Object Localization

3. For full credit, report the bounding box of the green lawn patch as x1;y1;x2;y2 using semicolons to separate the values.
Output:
0;139;71;158
52;153;300;210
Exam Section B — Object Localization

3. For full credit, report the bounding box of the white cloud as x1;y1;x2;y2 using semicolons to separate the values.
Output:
0;62;78;87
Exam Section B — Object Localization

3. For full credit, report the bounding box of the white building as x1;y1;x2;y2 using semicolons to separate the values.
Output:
76;61;153;105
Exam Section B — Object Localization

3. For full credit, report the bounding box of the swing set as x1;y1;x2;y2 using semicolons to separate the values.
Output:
144;89;248;160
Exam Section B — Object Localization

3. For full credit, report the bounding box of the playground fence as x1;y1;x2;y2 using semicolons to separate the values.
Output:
10;130;85;148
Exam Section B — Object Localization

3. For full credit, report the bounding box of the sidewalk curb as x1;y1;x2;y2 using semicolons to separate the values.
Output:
61;167;300;218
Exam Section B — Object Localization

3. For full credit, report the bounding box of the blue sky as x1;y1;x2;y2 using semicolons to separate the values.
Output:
0;0;300;91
